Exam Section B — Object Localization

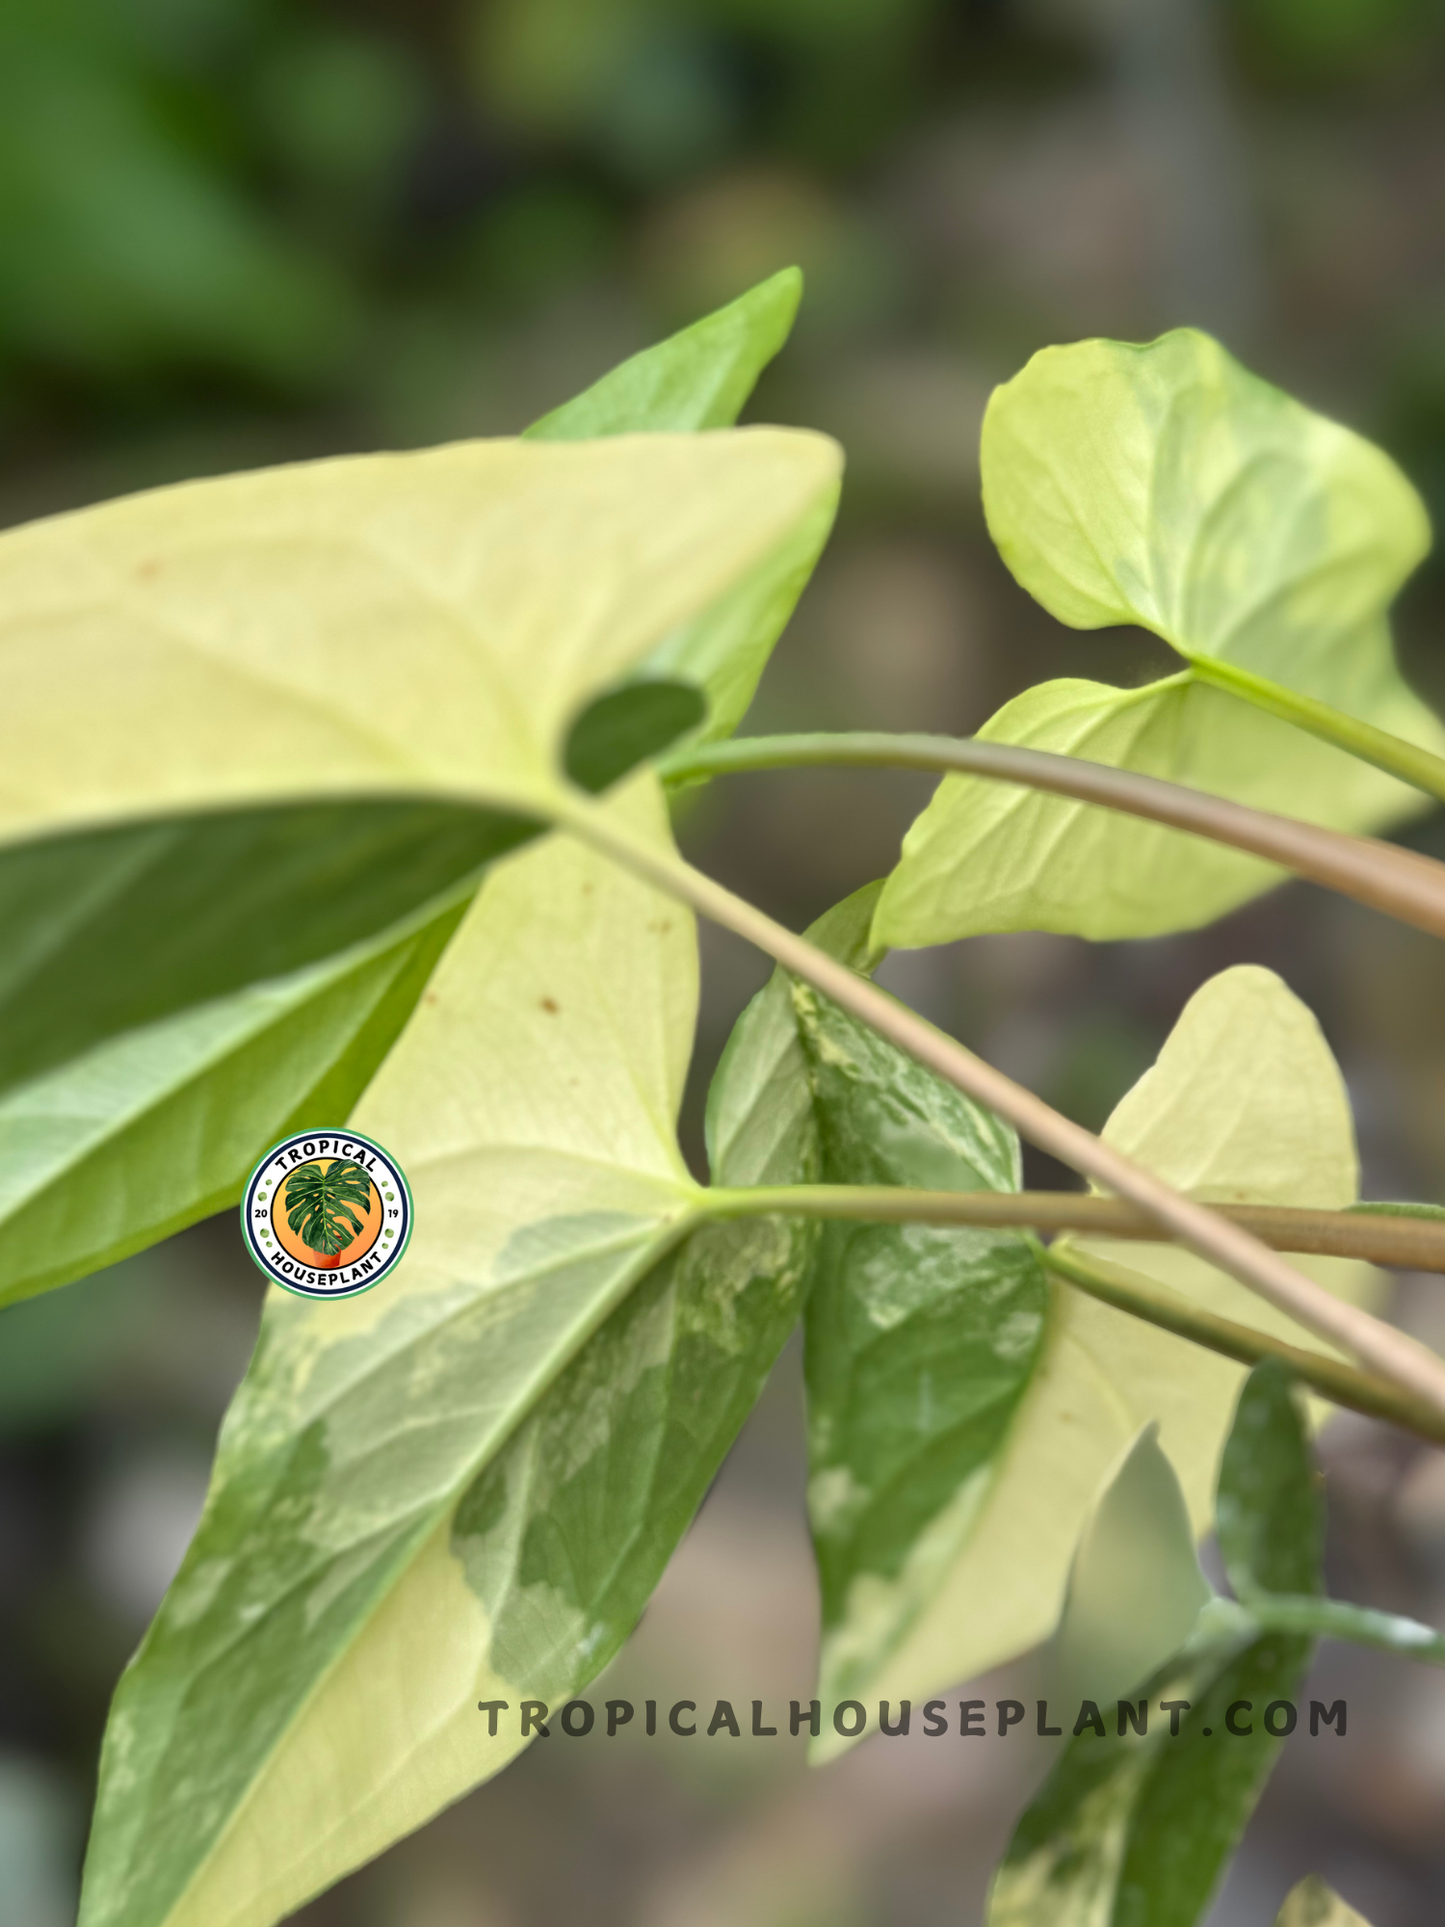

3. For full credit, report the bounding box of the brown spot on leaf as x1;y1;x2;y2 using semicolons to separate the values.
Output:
540;997;559;1014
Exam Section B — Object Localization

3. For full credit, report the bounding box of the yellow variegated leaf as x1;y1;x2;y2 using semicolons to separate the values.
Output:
1277;1876;1374;1926
80;779;818;1927
0;427;838;839
877;329;1444;947
824;965;1381;1733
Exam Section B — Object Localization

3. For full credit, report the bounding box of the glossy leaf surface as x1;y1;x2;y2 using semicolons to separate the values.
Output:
877;330;1445;946
705;927;1365;1749
989;1606;1313;1926
0;800;536;1099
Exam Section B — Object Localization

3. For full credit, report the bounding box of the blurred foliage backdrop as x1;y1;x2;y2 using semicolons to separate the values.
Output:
6;2;1445;1923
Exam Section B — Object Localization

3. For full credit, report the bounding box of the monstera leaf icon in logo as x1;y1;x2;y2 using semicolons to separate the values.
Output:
284;1159;373;1267
240;1129;412;1298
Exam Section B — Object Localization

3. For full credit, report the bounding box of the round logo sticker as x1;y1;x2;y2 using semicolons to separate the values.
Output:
240;1131;412;1299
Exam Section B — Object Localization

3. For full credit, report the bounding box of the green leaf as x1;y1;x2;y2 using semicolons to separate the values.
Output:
987;1605;1314;1927
815;964;1379;1740
1276;1876;1374;1925
0;892;466;1309
876;328;1445;947
1049;1425;1211;1712
1217;1361;1323;1601
988;1362;1327;1927
980;330;1428;663
524;267;801;440
527;268;837;749
0;799;536;1099
0;399;838;1303
80;780;818;1927
1219;1365;1445;1667
783;895;1050;1745
1067;963;1384;1419
562;678;708;793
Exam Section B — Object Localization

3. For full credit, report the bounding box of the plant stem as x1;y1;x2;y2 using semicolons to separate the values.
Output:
1187;654;1445;808
662;730;1445;942
703;1185;1445;1273
1240;1594;1445;1663
553;789;1445;1421
1043;1243;1445;1447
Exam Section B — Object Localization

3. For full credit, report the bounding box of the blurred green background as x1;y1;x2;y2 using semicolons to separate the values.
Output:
5;2;1445;1922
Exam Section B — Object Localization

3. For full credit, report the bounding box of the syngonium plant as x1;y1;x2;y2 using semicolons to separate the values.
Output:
5;268;1445;1926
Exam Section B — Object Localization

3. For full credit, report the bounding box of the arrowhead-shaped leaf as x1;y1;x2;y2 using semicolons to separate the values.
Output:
0;289;838;1305
79;780;819;1927
769;893;1050;1748
1060;964;1383;1542
0;426;832;837
767;957;1378;1741
876;329;1445;946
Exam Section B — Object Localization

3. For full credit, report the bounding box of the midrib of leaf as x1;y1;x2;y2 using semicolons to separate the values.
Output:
150;1189;704;1927
98;582;460;784
289;1187;699;1427
115;520;540;737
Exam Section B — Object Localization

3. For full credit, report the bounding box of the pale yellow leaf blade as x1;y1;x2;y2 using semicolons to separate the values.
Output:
0;428;840;838
1276;1875;1375;1927
80;779;705;1927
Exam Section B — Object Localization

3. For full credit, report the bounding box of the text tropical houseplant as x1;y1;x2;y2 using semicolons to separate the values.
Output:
6;270;1445;1924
